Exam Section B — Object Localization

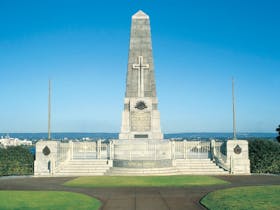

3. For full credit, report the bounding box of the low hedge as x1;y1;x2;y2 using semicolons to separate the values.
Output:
249;139;280;174
0;146;34;176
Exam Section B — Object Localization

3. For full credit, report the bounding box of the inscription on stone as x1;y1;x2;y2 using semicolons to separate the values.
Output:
131;111;151;131
135;134;148;138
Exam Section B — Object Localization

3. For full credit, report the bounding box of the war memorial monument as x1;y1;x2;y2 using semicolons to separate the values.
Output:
34;11;250;176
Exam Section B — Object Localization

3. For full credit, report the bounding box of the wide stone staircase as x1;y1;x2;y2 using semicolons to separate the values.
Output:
106;166;178;176
105;159;228;176
174;159;228;175
55;160;111;176
53;159;228;176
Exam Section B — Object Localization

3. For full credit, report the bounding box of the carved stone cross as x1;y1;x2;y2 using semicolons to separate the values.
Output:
132;56;149;97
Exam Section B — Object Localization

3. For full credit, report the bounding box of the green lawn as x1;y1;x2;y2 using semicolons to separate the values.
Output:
201;185;280;210
64;175;229;187
0;191;101;210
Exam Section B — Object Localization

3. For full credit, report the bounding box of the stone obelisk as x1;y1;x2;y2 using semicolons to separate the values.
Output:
119;10;163;140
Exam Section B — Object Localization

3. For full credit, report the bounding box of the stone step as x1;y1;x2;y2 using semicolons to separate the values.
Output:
106;170;228;176
58;170;109;173
175;161;217;165
107;167;178;175
108;169;177;174
55;172;105;176
175;160;214;162
178;167;224;170
59;166;110;170
178;163;220;165
175;159;212;161
175;161;214;164
57;159;111;175
61;165;110;168
177;168;224;172
176;165;219;168
108;171;177;174
67;160;109;165
107;169;227;174
107;171;178;176
107;173;179;176
111;167;175;171
175;171;229;175
60;168;110;171
175;163;215;166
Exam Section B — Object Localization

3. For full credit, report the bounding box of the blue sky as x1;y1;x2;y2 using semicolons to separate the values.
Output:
0;0;279;133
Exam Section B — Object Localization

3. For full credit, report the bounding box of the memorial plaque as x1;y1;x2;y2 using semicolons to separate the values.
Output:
42;146;51;156
234;145;242;154
131;111;151;131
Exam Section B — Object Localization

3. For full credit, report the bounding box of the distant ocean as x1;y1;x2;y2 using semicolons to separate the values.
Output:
0;132;277;141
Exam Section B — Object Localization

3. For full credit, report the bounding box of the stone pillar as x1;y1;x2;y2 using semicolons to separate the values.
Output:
154;143;157;160
183;140;186;159
109;140;113;160
34;141;58;176
69;141;73;160
226;140;250;174
172;141;176;160
210;139;215;160
97;140;101;159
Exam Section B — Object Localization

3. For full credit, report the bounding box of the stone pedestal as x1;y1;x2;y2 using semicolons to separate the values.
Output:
227;140;250;174
120;97;163;140
34;141;58;176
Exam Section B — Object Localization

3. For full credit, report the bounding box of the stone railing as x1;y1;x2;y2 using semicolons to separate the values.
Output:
174;141;211;159
49;140;216;164
45;139;232;173
63;140;109;160
211;140;230;171
54;142;70;171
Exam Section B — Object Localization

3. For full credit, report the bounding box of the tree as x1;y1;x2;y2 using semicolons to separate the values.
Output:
276;125;280;143
0;146;34;176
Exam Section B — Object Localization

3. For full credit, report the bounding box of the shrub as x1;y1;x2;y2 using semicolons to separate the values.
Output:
0;146;34;176
249;139;280;174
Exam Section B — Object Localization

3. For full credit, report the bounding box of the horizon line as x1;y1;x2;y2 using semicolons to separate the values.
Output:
0;131;276;134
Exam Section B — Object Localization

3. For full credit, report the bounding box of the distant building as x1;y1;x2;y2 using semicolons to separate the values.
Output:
0;136;32;148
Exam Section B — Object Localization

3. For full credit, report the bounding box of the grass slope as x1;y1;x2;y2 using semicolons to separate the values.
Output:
0;191;101;210
201;185;280;210
64;175;229;187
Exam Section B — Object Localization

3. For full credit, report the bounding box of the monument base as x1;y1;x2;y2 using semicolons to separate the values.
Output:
113;159;172;168
112;139;171;161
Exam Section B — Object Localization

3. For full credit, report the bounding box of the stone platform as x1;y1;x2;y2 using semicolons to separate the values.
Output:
34;139;250;176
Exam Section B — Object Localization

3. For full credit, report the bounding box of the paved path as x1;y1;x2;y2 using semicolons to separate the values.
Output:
0;175;279;210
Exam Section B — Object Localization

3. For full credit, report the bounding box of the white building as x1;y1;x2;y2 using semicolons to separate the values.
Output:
0;136;32;148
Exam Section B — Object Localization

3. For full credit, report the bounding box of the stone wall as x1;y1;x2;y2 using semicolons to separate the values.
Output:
34;141;58;176
226;140;250;174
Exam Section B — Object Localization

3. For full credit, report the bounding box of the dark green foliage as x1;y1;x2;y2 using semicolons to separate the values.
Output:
276;125;280;143
249;140;280;174
0;146;34;176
